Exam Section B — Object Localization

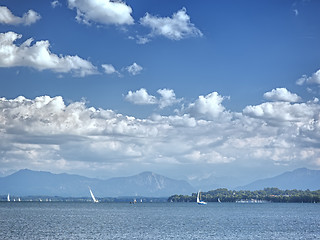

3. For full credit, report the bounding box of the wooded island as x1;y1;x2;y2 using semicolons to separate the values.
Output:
168;188;320;203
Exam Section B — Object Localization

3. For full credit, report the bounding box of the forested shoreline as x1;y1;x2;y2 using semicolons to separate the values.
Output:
168;188;320;203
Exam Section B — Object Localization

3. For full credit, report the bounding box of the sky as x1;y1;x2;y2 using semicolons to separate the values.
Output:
0;0;320;187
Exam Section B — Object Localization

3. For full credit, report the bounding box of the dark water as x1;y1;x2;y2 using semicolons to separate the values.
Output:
0;202;319;239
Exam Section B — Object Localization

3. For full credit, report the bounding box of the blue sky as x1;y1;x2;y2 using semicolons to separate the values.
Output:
0;0;320;188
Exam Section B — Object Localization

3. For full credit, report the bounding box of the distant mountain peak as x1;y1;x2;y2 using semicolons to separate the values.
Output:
239;168;320;191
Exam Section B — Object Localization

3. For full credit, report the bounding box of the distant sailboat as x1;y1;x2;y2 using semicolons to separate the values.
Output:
7;194;10;202
218;198;221;203
197;190;207;205
89;187;99;203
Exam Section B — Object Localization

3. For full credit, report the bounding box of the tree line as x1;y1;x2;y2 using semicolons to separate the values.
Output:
168;188;320;203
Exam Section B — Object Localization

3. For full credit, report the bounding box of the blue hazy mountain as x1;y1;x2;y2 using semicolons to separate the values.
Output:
238;168;320;190
0;169;194;197
105;171;194;197
0;169;100;197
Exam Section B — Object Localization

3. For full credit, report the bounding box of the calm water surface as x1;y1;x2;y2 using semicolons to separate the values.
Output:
0;202;319;239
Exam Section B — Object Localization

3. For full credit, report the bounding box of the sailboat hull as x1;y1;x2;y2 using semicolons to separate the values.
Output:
196;190;207;205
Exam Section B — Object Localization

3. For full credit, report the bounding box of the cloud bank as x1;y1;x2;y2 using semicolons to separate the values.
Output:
0;6;41;25
1;87;319;178
0;31;98;76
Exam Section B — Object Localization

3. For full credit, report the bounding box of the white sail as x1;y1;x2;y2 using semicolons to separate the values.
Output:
89;188;99;203
197;190;207;205
7;194;10;202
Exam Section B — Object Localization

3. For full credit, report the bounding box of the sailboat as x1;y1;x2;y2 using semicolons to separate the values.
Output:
89;187;99;203
218;198;221;203
197;190;207;205
7;193;10;202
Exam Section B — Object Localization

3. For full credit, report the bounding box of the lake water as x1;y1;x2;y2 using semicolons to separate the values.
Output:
0;202;319;239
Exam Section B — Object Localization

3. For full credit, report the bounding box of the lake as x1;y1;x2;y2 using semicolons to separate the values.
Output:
0;202;319;239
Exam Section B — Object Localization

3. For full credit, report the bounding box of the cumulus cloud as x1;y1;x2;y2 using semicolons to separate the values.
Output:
125;62;143;75
263;88;301;102
243;101;320;125
157;88;181;109
67;0;134;26
125;88;157;105
139;7;202;43
296;69;320;85
0;6;41;25
125;88;181;108
0;31;98;76
186;92;229;120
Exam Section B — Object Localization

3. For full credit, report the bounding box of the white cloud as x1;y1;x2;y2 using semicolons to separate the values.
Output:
51;1;62;8
1;90;320;183
139;7;203;42
296;69;320;85
185;150;235;164
102;64;119;75
243;101;320;125
125;88;181;108
157;88;181;109
263;88;301;102
136;35;150;45
0;6;41;25
125;62;143;75
186;92;229;120
0;31;98;77
125;88;157;105
67;0;134;26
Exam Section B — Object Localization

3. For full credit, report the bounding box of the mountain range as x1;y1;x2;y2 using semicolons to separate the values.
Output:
0;168;319;198
238;168;320;191
0;169;194;197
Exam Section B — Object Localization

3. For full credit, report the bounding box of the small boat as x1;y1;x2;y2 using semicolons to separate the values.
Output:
218;198;221;203
89;187;99;203
197;190;207;205
7;194;10;202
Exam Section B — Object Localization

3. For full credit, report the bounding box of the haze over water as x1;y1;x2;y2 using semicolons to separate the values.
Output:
1;202;319;239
